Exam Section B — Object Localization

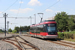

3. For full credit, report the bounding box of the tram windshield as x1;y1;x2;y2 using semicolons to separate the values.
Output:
47;24;57;32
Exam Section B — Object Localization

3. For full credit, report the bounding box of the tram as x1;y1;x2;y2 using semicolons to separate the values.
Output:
30;20;58;39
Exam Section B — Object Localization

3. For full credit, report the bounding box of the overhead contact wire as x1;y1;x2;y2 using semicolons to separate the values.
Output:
41;0;60;12
16;0;22;17
3;0;18;12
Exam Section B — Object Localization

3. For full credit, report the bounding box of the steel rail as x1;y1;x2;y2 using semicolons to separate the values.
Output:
2;39;22;50
5;39;36;49
15;36;26;50
47;40;75;49
19;35;40;50
57;40;75;45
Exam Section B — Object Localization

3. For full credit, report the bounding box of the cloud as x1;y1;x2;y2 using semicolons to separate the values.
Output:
19;1;24;3
56;11;61;13
70;9;73;11
57;0;62;1
0;12;2;14
55;11;61;14
28;0;42;6
46;9;53;12
10;8;33;13
45;9;61;14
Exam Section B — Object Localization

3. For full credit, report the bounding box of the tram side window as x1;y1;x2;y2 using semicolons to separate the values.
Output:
43;24;46;32
33;26;37;33
30;26;37;33
30;27;34;33
36;25;44;33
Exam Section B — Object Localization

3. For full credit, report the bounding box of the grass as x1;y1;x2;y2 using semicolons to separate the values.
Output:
8;32;19;34
64;38;75;42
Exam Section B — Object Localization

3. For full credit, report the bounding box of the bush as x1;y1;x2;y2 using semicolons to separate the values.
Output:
8;28;12;32
58;32;64;39
12;30;17;33
58;31;75;39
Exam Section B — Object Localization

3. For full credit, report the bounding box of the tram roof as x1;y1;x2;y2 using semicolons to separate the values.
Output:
30;20;56;27
42;20;55;22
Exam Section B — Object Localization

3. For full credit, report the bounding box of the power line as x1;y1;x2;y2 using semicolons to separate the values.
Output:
17;0;22;17
0;17;32;19
0;0;18;15
3;0;18;12
41;0;60;12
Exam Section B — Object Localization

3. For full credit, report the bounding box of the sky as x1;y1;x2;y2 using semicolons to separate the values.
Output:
0;0;75;30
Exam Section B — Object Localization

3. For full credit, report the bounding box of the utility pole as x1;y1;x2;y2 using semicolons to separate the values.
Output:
3;13;8;36
34;14;36;24
30;16;32;25
7;21;9;34
34;14;37;36
38;13;43;22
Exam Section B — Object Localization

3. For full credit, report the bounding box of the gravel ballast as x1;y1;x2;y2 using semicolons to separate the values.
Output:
0;34;18;50
20;35;75;50
0;40;17;50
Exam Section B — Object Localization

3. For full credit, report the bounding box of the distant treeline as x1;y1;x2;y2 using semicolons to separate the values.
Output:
0;29;4;33
8;26;30;33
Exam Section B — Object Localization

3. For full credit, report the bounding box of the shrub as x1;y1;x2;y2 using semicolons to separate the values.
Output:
12;30;17;33
58;32;64;39
58;31;75;39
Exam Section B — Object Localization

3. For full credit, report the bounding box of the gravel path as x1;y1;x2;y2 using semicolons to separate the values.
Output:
20;35;75;50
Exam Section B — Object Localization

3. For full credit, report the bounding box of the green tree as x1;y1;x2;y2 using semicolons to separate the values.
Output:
0;29;3;32
20;26;30;32
27;26;30;31
20;26;23;31
12;30;17;33
68;16;75;31
55;12;69;31
14;27;19;33
14;26;30;32
8;28;12;32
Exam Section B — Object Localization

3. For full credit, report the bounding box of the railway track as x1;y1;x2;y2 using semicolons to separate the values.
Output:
23;34;75;49
1;35;40;50
47;40;75;48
